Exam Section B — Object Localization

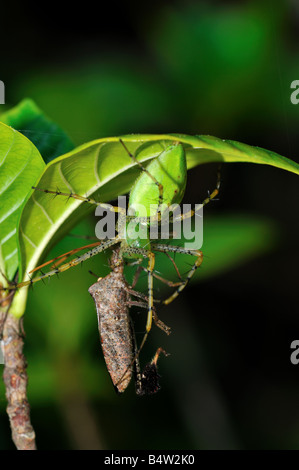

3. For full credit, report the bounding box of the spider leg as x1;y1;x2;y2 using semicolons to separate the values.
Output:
11;238;121;290
152;244;203;305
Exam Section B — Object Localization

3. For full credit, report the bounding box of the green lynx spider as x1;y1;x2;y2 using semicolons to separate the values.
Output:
6;140;220;350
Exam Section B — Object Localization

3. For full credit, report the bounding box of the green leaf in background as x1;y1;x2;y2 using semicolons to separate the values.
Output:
185;134;299;172
17;133;299;293
0;98;74;164
0;122;45;282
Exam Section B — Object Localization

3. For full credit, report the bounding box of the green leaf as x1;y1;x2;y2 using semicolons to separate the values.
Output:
0;122;45;283
0;98;74;164
13;133;298;317
185;134;299;173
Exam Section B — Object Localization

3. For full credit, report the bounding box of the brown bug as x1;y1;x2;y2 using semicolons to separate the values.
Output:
89;248;170;394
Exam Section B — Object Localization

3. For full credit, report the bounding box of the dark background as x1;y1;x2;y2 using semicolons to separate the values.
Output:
1;0;299;450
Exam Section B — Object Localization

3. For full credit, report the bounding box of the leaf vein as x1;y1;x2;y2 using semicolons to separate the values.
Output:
59;161;75;193
20;227;38;249
0;200;23;224
32;192;54;225
1;228;16;245
5;248;17;262
94;144;102;185
0;128;16;168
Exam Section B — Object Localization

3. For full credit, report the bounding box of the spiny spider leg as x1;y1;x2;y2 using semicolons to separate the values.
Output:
29;241;103;273
6;238;121;290
32;186;126;214
132;265;183;288
152;244;203;305
127;300;171;336
172;165;221;223
120;245;156;349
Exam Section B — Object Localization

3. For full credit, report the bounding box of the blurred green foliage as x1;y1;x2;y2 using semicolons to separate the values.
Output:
1;0;299;451
0;99;74;163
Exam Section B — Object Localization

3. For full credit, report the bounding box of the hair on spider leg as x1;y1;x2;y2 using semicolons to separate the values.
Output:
53;192;63;201
80;196;90;204
88;270;99;279
0;268;14;286
33;187;61;201
66;192;76;203
26;272;33;284
207;193;220;203
152;268;164;276
180;267;197;278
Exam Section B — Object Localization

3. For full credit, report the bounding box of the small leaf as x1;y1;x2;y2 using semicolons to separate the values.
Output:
0;98;74;164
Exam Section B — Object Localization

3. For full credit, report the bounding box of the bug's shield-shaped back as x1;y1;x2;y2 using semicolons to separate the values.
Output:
89;273;134;393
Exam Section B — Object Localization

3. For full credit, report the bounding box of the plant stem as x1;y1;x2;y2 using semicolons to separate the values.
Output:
1;312;37;450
